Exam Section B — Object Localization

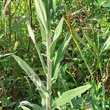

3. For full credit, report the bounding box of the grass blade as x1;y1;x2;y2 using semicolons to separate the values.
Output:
74;30;88;48
11;16;31;30
83;31;99;55
0;0;11;19
64;17;93;79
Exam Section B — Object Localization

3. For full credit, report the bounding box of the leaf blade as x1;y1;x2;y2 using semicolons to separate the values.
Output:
27;22;47;74
20;101;42;110
50;17;64;58
52;33;71;80
101;36;110;51
13;55;47;95
52;84;92;108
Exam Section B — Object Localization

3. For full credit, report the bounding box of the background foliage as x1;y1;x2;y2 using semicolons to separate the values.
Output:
0;0;110;109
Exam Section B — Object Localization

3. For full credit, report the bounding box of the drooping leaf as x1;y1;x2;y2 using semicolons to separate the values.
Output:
13;55;47;95
64;17;93;79
27;22;47;74
20;101;42;110
52;33;71;80
50;17;64;59
52;84;92;108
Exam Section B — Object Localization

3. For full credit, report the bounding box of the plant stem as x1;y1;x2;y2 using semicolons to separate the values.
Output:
46;24;52;110
102;82;105;110
9;2;11;51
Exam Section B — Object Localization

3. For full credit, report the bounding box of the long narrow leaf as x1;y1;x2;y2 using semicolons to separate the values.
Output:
13;55;47;95
64;17;93;79
53;17;64;41
50;17;64;58
83;31;98;55
34;0;47;31
27;22;47;74
74;30;88;48
11;16;31;30
0;0;11;19
0;53;13;58
52;33;71;80
0;34;4;39
49;0;56;18
101;36;110;52
52;84;92;108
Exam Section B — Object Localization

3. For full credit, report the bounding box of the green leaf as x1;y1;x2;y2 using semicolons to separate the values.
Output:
101;36;110;51
27;22;47;74
0;34;4;39
49;0;56;18
11;16;31;30
103;2;110;7
0;1;2;17
83;31;98;55
0;0;11;19
0;53;13;58
53;17;64;41
13;55;47;95
40;22;46;44
74;30;88;48
50;17;64;59
52;33;71;80
34;0;47;31
21;106;30;110
102;28;109;38
52;84;92;108
63;62;73;70
20;101;42;110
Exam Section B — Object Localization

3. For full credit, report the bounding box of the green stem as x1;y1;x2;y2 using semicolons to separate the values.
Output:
98;57;105;110
9;2;11;51
102;82;105;110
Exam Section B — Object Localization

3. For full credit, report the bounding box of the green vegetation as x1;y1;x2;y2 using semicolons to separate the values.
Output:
0;0;110;110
